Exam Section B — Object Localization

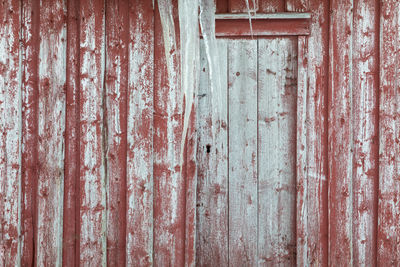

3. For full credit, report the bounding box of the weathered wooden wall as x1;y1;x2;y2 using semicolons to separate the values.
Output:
0;0;400;266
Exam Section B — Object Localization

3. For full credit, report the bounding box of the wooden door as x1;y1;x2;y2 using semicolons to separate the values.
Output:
196;36;299;266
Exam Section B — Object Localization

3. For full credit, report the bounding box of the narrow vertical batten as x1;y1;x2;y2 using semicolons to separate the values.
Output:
78;0;107;265
36;0;66;265
378;1;400;265
328;0;354;265
126;0;154;266
104;0;129;265
0;0;22;265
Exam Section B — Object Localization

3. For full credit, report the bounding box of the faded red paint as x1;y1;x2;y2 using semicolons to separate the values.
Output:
296;0;330;265
1;0;400;266
215;18;310;37
78;0;106;265
104;0;129;266
0;0;21;266
126;1;154;266
328;0;355;265
20;0;40;266
63;0;80;265
378;1;400;265
153;1;188;265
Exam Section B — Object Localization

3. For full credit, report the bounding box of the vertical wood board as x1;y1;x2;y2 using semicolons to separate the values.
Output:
104;0;129;265
257;37;297;266
78;0;106;265
328;1;354;265
0;1;399;266
0;0;22;265
196;39;229;267
228;39;258;266
378;1;400;265
126;1;154;266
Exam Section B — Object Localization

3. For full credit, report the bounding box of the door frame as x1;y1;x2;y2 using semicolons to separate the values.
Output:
195;12;311;264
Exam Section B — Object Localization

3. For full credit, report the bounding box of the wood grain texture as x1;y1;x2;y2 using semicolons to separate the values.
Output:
328;0;354;265
289;0;330;266
228;39;258;266
196;39;229;267
126;1;154;266
305;0;330;265
183;79;198;267
63;0;80;264
2;1;400;265
352;0;379;265
78;0;107;265
0;0;21;265
20;0;40;265
179;1;200;265
378;1;400;265
329;2;380;266
36;0;66;265
39;1;67;264
154;0;185;265
104;0;129;266
296;35;309;267
257;37;297;266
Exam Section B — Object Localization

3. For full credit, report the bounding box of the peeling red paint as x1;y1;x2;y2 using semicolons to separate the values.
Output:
1;0;400;266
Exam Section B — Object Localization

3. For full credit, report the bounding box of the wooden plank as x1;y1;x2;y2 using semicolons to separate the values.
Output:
63;0;79;264
351;1;379;265
196;39;228;266
179;1;200;265
20;0;39;265
126;0;154;266
183;79;198;267
154;0;186;265
78;0;106;265
259;0;285;12
104;0;129;266
214;19;310;37
215;13;311;19
296;35;309;266
328;0;353;265
291;0;330;266
0;0;21;265
228;39;258;266
378;1;400;265
35;0;66;265
257;37;297;265
285;0;309;12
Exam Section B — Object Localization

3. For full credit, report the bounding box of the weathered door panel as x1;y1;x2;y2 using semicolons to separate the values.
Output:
197;37;298;266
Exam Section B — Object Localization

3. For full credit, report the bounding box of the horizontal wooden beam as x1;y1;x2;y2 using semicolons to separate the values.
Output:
215;12;312;20
213;13;311;37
